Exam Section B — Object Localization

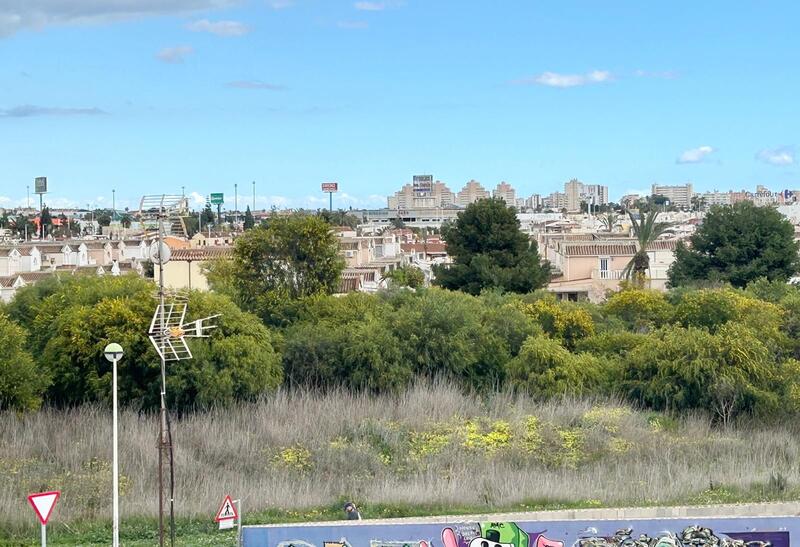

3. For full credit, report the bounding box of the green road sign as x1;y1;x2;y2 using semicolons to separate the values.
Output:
210;193;224;205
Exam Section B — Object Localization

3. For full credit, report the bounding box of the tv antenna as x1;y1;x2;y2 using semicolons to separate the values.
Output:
139;194;219;547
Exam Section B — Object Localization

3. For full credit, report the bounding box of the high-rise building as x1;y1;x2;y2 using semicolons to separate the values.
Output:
387;177;455;209
457;180;491;207
524;194;542;210
699;191;731;207
564;179;609;211
543;191;568;210
493;181;517;206
651;183;694;207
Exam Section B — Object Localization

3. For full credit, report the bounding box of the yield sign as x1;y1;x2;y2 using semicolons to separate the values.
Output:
215;495;238;522
28;491;60;525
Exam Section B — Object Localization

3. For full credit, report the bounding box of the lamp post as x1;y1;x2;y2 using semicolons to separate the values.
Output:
104;343;124;547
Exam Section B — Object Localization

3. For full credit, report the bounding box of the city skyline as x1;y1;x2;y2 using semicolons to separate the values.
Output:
1;1;797;208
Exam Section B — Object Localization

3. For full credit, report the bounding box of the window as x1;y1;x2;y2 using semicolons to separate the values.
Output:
599;257;610;279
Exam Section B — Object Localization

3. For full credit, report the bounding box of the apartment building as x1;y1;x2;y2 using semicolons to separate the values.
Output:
492;181;517;206
651;183;694;207
456;180;491;207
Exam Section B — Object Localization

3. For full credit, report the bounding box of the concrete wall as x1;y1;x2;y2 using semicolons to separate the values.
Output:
243;505;799;547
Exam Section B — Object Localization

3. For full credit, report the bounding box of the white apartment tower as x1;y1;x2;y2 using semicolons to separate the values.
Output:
651;183;694;207
457;180;491;207
565;178;610;211
493;181;517;206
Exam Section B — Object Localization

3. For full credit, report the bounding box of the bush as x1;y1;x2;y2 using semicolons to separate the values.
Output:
0;313;44;411
603;289;672;331
506;335;612;397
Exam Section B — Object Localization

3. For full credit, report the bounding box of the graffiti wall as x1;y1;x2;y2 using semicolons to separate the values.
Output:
243;516;797;547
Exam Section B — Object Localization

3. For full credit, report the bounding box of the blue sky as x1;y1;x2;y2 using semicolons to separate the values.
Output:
0;0;797;211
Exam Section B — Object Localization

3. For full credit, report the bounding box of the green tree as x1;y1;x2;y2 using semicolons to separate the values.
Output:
9;275;282;410
0;314;45;411
599;211;618;232
40;206;52;237
668;202;800;288
506;335;612;397
623;210;669;285
243;206;255;230
201;203;216;226
604;288;673;331
212;214;344;323
433;198;550;295
622;324;778;422
319;209;360;229
383;265;425;288
385;288;509;389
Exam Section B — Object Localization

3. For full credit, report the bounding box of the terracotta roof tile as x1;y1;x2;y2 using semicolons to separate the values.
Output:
170;247;234;261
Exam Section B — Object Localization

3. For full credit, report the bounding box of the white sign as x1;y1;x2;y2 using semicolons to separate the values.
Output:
28;491;60;525
215;495;238;522
219;518;235;530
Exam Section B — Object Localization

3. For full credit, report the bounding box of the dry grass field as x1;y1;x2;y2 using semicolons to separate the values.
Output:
2;382;799;536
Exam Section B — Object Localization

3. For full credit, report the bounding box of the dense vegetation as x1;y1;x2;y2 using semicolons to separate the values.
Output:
3;273;800;425
3;386;800;543
669;201;800;287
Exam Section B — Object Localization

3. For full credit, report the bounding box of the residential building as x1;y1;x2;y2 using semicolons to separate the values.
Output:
387;180;456;209
456;180;491;207
565;179;610;211
651;183;694;207
154;246;233;291
493;181;517;206
542;234;680;302
699;191;732;207
543;191;568;210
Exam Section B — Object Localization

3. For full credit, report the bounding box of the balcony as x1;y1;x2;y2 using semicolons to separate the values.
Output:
591;269;625;280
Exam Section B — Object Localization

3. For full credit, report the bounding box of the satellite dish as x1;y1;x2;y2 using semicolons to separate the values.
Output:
149;241;171;264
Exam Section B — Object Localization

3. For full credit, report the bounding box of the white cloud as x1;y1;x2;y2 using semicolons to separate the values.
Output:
757;147;795;166
0;104;106;117
156;45;194;64
189;192;206;206
227;80;286;90
677;145;715;164
186;19;249;36
514;70;612;88
0;0;240;37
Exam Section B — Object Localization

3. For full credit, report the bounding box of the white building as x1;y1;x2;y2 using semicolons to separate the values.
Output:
493;181;517;206
651;183;694;207
456;180;491;207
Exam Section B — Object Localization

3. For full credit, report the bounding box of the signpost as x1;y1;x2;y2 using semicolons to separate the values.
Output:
321;182;338;212
34;177;47;239
210;193;224;225
215;494;241;543
28;490;60;546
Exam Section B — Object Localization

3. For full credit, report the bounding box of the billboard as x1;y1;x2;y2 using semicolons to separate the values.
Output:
34;177;47;194
210;193;224;205
413;175;433;195
321;182;339;193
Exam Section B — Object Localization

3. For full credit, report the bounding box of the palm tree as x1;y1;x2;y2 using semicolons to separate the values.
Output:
623;210;670;286
599;211;618;232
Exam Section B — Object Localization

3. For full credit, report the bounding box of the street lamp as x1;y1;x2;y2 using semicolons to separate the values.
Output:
104;342;124;547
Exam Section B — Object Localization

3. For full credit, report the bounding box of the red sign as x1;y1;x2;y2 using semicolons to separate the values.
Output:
215;495;238;522
321;182;339;193
28;491;60;525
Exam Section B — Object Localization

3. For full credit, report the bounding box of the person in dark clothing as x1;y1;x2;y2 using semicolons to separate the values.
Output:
343;502;361;520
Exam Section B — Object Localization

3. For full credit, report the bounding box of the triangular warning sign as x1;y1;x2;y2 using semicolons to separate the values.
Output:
28;491;60;525
215;495;238;522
